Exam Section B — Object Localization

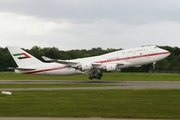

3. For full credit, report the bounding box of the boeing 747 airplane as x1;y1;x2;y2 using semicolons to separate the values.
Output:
7;46;170;80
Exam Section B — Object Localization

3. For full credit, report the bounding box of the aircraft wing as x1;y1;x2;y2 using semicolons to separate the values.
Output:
117;61;131;66
92;61;132;68
42;56;132;69
42;56;79;66
91;63;102;67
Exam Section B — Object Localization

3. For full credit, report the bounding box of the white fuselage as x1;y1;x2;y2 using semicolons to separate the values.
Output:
15;46;170;75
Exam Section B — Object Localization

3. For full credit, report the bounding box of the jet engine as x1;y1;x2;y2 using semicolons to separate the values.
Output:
81;63;93;71
105;64;118;71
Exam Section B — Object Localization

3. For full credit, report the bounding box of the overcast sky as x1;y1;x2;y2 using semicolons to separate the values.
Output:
1;0;180;50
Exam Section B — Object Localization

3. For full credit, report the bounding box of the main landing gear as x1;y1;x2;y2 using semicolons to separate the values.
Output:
89;73;103;80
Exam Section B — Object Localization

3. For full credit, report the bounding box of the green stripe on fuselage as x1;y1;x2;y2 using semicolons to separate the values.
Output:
13;53;23;56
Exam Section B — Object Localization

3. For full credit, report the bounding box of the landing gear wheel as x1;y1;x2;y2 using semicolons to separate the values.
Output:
96;73;102;80
89;74;95;80
89;76;93;80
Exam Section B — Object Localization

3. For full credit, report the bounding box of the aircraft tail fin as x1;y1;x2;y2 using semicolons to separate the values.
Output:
7;46;43;67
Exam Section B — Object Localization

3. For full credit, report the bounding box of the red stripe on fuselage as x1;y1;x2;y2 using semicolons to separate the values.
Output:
24;66;68;74
95;52;170;63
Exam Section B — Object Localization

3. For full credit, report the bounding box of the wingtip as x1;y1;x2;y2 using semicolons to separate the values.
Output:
42;56;52;61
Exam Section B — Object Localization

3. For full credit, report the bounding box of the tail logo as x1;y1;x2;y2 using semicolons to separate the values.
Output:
13;53;31;59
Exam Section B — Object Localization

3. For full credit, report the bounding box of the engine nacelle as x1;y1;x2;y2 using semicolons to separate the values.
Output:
81;63;93;71
106;64;117;72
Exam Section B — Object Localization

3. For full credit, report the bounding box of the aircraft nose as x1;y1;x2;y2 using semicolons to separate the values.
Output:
162;49;170;57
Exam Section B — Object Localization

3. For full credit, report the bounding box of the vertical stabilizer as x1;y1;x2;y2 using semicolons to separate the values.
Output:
7;46;43;67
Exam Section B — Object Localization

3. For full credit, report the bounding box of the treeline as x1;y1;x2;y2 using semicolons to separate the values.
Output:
0;46;180;72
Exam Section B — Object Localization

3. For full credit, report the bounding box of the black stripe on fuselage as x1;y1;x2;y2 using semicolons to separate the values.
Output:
18;57;28;59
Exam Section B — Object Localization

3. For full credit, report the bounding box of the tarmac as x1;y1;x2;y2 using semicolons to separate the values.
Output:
0;80;180;91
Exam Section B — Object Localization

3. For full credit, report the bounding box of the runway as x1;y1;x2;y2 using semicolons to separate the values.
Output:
0;80;180;91
0;80;177;120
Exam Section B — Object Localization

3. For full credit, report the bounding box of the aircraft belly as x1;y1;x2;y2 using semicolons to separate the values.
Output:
45;68;81;76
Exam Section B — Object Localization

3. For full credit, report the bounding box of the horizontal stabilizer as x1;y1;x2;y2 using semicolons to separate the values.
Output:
41;56;54;61
7;67;36;71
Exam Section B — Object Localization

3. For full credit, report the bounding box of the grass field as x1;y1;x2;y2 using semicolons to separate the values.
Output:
0;72;180;81
0;72;180;119
0;89;180;119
